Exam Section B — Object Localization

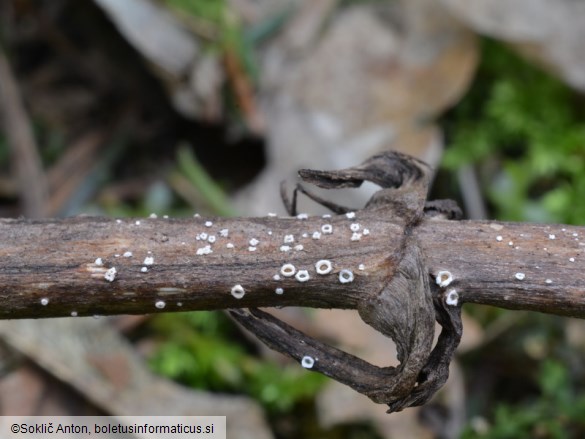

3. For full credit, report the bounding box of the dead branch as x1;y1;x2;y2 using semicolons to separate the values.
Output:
1;215;583;319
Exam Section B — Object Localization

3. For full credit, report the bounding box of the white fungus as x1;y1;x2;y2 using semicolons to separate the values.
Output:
273;274;281;281
231;284;245;299
496;236;503;242
446;289;459;306
104;267;117;282
549;234;556;240
177;302;183;307
346;212;356;219
141;267;148;273
284;234;295;243
301;356;315;369
149;213;158;219
350;223;360;232
351;233;362;241
322;214;332;218
280;245;291;252
570;257;575;262
275;287;284;295
363;228;370;236
436;271;453;288
312;231;321;240
267;212;277;217
248;246;257;252
205;221;213;227
545;279;553;284
220;228;229;237
295;270;310;282
249;238;259;246
196;246;212;255
163;215;169;219
315;260;333;275
70;311;78;317
302;233;308;238
208;235;216;243
358;264;365;271
40;298;49;306
116;219;122;224
515;272;526;280
339;269;354;284
321;224;333;234
135;220;141;226
294;244;304;251
123;251;133;258
155;300;166;309
94;258;103;266
144;256;155;265
280;263;296;277
226;243;234;249
297;213;309;220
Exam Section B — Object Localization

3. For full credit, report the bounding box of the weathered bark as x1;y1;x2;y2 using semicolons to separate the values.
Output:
1;214;584;319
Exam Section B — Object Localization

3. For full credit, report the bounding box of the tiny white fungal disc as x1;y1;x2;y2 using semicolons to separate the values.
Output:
141;267;148;273
346;212;356;219
196;246;212;255
496;236;503;242
71;311;78;317
281;263;296;277
116;219;122;224
339;269;354;284
199;232;208;240
220;228;229;237
275;287;284;295
321;224;333;234
312;231;321;240
149;213;157;218
358;264;365;271
248;246;257;252
315;260;333;275
436;271;453;288
163;215;169;219
549;234;556;240
208;235;216;243
302;233;308;238
205;221;213;227
545;279;553;284
515;272;526;280
284;234;295;243
135;220;141;226
296;270;310;282
297;213;309;220
280;245;291;252
231;284;245;299
322;214;332;218
351;233;362;241
273;274;281;281
301;355;315;369
144;256;155;265
249;238;259;246
294;244;304;251
123;251;133;258
177;302;183;307
362;228;370;236
104;267;117;282
155;300;166;309
40;298;49;306
226;243;234;249
570;257;575;262
350;223;360;232
446;289;459;306
267;212;277;217
94;257;103;266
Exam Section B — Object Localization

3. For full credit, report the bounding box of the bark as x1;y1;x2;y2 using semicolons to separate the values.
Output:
0;214;583;319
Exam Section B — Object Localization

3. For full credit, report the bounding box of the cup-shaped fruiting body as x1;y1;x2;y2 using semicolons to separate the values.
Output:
231;284;246;299
301;355;315;369
40;298;49;306
295;270;310;282
155;300;166;309
339;269;354;284
436;270;453;288
280;263;296;277
515;272;525;280
445;289;459;306
315;260;333;275
104;267;117;282
321;224;333;234
275;287;284;295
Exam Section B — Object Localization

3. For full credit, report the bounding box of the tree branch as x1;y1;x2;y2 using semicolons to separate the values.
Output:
1;215;583;319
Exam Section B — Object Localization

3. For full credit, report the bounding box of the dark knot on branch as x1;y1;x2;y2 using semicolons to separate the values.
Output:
230;151;463;412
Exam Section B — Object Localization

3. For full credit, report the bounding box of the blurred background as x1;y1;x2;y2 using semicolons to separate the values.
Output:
1;0;585;437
